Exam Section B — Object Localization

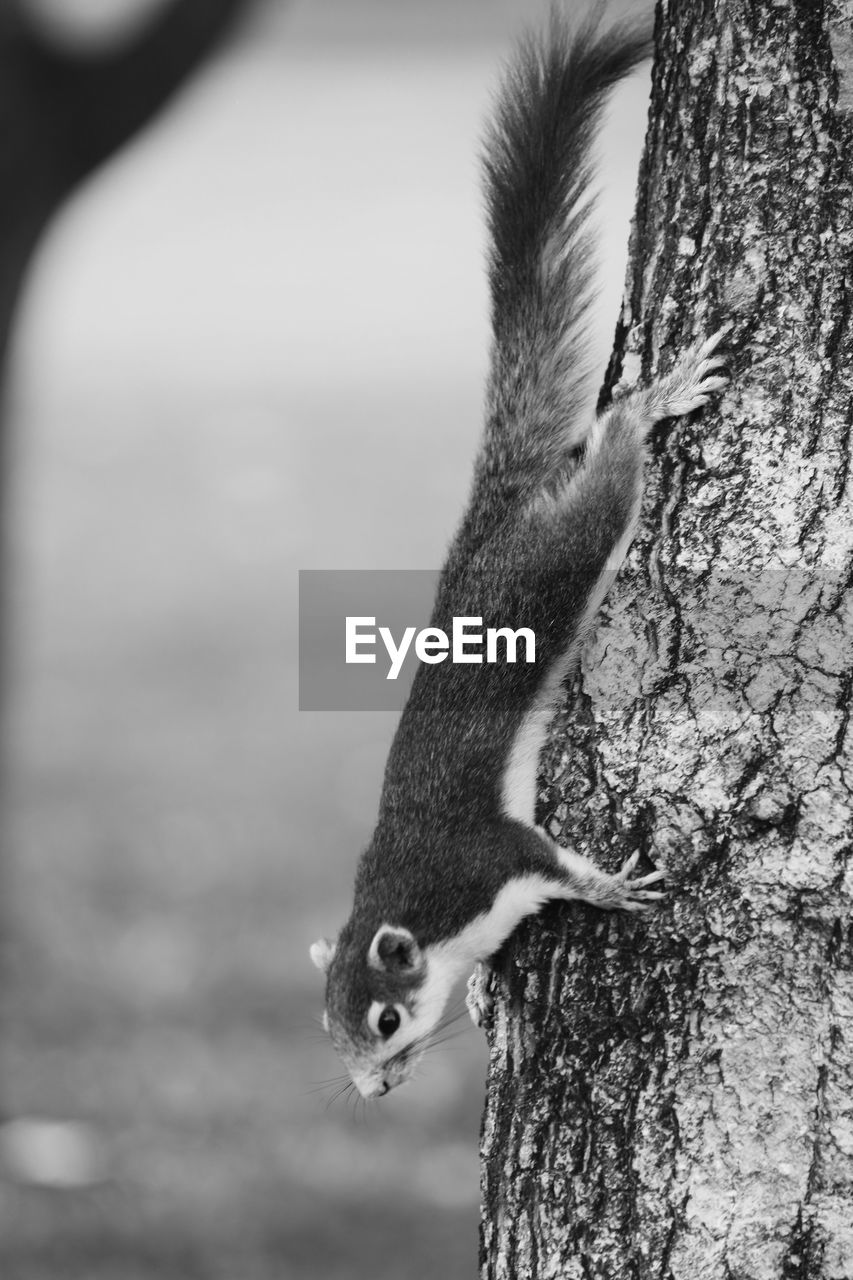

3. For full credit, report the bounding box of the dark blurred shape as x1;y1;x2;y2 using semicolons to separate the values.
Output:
0;0;253;1122
0;0;250;365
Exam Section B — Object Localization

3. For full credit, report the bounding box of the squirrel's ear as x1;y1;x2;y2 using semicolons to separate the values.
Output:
368;924;423;975
309;937;337;973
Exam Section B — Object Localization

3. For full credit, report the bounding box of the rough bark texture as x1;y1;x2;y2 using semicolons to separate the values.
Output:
480;2;853;1277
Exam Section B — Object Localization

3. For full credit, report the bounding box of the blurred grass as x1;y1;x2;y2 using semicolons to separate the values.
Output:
0;382;488;1278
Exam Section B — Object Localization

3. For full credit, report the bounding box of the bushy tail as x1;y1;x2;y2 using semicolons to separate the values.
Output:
472;6;652;525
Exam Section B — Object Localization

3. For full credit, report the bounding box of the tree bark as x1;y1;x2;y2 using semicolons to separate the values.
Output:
480;2;853;1277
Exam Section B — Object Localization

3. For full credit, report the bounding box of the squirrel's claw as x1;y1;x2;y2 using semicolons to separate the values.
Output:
609;851;667;911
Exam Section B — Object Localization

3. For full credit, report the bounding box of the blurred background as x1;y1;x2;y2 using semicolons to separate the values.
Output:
0;0;651;1276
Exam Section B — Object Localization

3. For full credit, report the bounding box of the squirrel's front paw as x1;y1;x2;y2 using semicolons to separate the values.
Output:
466;961;495;1029
607;850;667;912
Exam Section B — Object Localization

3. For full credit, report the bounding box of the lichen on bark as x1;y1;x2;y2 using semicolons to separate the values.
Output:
480;3;853;1277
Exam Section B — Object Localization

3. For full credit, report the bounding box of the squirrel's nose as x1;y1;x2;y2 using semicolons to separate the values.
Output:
377;1081;390;1097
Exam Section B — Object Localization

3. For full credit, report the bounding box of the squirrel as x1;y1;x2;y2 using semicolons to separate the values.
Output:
310;7;729;1100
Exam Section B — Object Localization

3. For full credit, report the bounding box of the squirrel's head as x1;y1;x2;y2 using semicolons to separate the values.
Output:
309;922;457;1098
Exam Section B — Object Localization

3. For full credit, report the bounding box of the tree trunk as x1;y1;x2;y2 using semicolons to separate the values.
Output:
480;2;853;1277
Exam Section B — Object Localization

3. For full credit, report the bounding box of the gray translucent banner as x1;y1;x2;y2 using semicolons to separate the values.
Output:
299;570;439;710
298;567;852;711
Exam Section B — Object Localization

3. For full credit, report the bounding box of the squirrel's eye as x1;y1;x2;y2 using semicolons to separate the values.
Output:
367;1001;404;1039
377;1006;400;1038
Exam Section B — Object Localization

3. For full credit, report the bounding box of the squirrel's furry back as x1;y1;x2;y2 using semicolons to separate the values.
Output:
312;6;730;1103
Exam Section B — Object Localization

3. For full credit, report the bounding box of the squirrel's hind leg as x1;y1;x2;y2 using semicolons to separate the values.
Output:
618;325;731;430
